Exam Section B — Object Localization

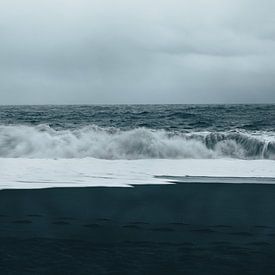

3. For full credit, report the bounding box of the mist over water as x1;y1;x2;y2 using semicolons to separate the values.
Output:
0;105;274;159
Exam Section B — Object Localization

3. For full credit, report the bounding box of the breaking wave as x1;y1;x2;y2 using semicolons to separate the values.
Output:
0;124;274;159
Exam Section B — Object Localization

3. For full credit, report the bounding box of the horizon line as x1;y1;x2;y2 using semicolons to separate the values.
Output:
1;103;275;106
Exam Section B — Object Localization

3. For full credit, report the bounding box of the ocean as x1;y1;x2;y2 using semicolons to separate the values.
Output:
1;105;275;274
1;104;275;159
0;104;275;189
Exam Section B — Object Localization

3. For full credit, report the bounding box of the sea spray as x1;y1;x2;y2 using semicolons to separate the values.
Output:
0;124;274;159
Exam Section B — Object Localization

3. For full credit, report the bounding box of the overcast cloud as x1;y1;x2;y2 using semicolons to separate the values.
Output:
0;0;275;104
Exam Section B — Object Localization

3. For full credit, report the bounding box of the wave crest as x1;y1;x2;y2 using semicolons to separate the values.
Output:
0;125;274;159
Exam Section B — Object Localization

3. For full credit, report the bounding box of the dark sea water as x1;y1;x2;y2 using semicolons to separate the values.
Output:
1;104;275;131
1;105;275;274
0;104;274;159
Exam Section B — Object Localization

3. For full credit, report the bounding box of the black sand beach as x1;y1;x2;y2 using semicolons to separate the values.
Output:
1;182;275;274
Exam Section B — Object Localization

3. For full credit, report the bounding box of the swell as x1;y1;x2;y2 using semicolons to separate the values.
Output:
0;124;274;159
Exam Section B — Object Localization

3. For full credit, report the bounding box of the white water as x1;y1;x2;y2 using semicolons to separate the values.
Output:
0;158;274;189
0;125;275;159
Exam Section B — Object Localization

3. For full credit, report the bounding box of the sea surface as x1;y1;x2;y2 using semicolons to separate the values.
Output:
1;105;275;274
0;104;275;160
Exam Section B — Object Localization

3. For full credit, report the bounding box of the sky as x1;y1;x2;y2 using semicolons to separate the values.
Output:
0;0;275;104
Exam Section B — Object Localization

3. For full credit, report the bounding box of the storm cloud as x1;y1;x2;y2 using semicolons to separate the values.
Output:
0;0;275;104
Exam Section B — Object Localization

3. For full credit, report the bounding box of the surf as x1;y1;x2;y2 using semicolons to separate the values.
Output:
0;124;274;159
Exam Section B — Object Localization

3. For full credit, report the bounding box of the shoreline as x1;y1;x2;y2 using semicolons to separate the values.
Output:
1;182;275;236
1;182;275;273
1;158;275;190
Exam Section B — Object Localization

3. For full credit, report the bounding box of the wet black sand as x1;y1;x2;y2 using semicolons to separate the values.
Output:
1;183;275;274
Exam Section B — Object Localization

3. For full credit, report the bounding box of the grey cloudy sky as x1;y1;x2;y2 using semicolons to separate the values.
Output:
0;0;275;104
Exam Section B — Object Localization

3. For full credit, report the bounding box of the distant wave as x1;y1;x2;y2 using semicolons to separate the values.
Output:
0;124;274;159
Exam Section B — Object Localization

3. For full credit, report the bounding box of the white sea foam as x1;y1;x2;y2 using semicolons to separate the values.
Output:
0;125;275;159
0;158;274;189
